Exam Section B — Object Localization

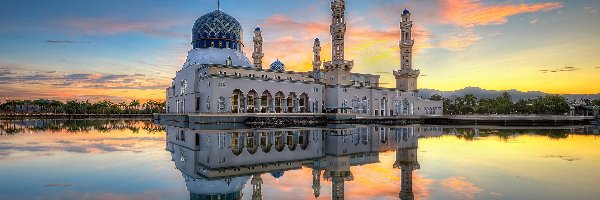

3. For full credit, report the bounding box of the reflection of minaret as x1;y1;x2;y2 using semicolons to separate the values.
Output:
251;174;263;200
394;144;420;200
323;156;353;200
312;168;322;198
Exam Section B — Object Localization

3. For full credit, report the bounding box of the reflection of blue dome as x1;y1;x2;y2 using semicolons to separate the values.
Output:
270;171;285;179
270;59;285;71
403;8;410;14
192;10;244;51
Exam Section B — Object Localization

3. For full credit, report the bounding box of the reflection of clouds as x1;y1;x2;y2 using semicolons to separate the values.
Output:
439;177;482;200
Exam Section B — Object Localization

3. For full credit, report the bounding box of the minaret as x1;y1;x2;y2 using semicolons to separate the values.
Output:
252;27;264;68
323;0;354;85
331;0;346;63
313;38;322;72
251;174;263;200
312;168;322;198
393;9;420;91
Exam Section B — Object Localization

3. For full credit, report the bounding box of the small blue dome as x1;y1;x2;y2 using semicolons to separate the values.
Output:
269;59;285;71
403;8;410;14
255;26;261;31
270;171;284;179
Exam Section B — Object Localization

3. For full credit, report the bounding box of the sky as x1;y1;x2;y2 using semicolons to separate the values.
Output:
0;0;599;102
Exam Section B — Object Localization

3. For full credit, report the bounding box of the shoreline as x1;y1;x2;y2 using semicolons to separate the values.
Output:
0;114;154;120
155;113;596;127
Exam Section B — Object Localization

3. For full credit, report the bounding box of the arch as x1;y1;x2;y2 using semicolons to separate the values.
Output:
379;128;388;143
299;130;310;150
261;90;272;113
246;132;258;154
380;97;388;116
260;132;272;153
286;131;297;151
232;89;245;113
274;92;285;113
231;132;243;156
287;92;297;113
299;93;309;113
247;90;258;113
402;99;409;114
274;131;285;152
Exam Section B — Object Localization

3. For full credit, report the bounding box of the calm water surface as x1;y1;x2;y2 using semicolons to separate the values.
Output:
0;119;599;200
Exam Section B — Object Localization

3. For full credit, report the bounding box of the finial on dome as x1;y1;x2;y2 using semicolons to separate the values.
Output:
217;0;220;11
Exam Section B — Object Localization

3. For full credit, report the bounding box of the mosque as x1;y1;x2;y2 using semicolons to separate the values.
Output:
166;0;442;116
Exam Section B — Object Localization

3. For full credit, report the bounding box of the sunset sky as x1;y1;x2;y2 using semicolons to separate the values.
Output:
0;0;599;102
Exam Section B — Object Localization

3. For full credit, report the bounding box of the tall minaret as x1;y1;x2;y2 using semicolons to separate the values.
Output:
312;38;322;72
252;27;264;68
251;174;263;200
323;0;354;85
394;9;420;91
330;0;346;62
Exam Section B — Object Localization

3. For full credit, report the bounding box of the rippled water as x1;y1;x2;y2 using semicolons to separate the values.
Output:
0;119;598;200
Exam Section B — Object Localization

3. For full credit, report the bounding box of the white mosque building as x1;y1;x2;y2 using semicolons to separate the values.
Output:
166;0;442;116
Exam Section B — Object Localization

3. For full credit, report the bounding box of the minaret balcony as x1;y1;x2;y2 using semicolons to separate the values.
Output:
393;69;420;78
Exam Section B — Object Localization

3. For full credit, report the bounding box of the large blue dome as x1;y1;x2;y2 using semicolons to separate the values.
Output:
192;10;244;51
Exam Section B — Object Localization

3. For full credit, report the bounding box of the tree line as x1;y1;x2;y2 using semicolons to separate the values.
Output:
0;99;166;115
429;92;600;115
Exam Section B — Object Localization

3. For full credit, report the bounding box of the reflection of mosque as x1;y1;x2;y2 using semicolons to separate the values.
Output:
165;124;442;199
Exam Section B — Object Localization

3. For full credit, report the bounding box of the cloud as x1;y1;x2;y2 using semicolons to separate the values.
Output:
539;66;581;73
60;17;189;38
440;0;563;28
439;177;482;199
584;7;598;14
44;183;73;187
529;19;539;25
45;40;76;44
439;29;482;51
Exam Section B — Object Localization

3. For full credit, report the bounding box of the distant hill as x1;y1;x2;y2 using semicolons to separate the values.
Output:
419;87;600;102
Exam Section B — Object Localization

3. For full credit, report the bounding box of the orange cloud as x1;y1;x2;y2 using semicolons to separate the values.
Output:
440;0;563;28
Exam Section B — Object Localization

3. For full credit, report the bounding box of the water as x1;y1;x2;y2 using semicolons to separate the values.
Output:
0;119;599;200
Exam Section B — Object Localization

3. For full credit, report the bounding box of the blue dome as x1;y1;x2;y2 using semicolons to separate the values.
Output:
403;8;410;14
192;10;244;51
269;59;285;71
270;171;285;179
255;26;261;31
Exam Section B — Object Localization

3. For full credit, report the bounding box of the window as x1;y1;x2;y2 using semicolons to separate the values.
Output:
206;96;211;110
180;130;185;142
218;96;226;112
207;82;211;88
180;80;187;95
195;97;200;111
218;133;225;149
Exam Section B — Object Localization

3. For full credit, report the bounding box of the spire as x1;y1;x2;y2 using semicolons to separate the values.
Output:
217;0;220;11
